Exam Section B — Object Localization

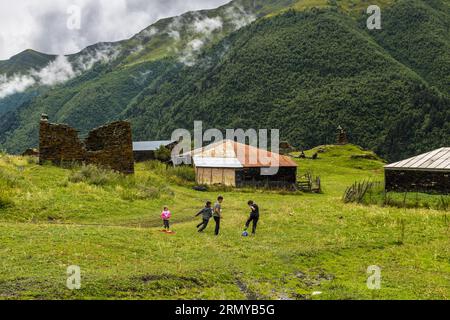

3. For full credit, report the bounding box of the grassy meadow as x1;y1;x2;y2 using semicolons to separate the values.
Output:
0;145;448;300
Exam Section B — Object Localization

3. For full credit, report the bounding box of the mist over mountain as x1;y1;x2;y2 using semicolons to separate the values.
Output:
0;0;448;161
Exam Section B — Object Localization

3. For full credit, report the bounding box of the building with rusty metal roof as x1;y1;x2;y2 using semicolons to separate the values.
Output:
180;140;298;188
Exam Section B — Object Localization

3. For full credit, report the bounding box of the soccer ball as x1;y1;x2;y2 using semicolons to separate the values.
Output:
242;231;249;237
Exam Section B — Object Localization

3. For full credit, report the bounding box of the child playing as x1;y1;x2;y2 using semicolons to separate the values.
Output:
195;201;213;233
244;200;260;235
161;206;172;231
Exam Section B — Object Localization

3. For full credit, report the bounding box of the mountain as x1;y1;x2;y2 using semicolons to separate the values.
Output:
0;49;56;76
0;0;448;161
0;50;56;115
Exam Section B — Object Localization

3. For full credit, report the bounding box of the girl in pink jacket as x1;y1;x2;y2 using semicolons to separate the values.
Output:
161;206;172;231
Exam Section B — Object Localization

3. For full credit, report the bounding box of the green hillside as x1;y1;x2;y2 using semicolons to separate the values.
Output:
123;3;450;161
0;50;56;115
0;0;449;161
0;90;42;115
0;49;56;76
368;0;450;96
0;145;448;299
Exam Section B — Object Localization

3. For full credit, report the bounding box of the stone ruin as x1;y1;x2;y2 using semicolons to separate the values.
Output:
336;125;348;145
22;148;39;157
279;141;296;155
39;115;134;174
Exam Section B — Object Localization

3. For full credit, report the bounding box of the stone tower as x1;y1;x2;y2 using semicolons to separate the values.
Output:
336;125;348;145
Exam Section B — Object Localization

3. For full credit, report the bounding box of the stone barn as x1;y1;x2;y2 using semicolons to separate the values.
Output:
178;140;298;188
384;147;449;194
39;115;134;174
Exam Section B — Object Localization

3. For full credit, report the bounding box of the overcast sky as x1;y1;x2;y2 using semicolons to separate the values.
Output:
0;0;230;60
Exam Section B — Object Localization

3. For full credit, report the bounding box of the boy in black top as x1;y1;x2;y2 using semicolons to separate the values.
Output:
244;200;260;235
213;196;224;236
195;201;213;233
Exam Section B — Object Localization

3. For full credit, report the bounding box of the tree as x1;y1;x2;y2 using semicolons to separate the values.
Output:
154;145;171;162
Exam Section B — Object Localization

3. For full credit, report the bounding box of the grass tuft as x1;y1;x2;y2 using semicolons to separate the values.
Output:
69;165;122;186
0;189;14;209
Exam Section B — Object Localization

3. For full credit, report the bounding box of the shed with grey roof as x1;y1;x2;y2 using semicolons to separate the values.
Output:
384;147;450;194
133;140;178;162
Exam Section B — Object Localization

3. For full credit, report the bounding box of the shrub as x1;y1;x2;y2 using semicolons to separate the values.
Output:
26;157;38;165
143;161;195;184
69;164;175;202
343;180;381;204
343;180;450;211
395;218;407;245
121;185;164;201
154;146;171;162
69;165;122;186
0;189;14;209
143;160;167;174
437;196;449;211
168;166;196;183
0;168;23;188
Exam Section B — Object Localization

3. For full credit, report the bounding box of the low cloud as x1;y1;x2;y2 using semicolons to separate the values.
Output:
36;56;77;86
0;1;258;95
0;45;120;98
167;16;184;41
193;16;223;34
137;27;159;40
179;15;224;66
176;5;256;66
225;4;257;30
0;74;36;99
0;0;229;60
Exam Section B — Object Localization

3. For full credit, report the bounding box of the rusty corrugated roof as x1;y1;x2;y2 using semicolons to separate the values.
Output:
189;140;298;168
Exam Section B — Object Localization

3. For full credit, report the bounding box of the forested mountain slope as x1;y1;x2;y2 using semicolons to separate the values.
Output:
0;50;56;76
123;6;449;161
0;0;448;161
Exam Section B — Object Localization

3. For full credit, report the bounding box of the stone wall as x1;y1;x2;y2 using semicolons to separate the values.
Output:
385;169;449;194
39;120;85;165
39;117;134;174
85;122;134;174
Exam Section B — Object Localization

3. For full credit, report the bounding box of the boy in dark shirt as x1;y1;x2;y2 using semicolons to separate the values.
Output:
195;201;213;233
213;196;224;236
244;200;260;235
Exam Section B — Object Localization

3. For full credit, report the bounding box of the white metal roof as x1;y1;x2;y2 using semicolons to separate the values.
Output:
133;141;173;151
193;156;243;168
385;147;450;172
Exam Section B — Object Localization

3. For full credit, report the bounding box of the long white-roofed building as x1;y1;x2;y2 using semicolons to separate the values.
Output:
384;147;450;194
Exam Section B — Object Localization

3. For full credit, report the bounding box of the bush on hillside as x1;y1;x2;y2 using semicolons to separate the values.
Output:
0;168;24;188
69;165;122;186
343;180;450;211
69;164;174;201
343;180;382;204
119;185;163;201
0;193;14;209
143;161;196;184
169;166;196;183
154;146;172;162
